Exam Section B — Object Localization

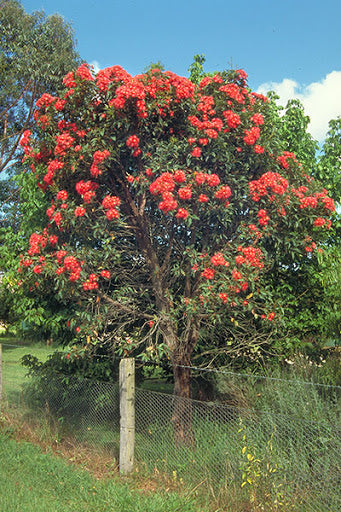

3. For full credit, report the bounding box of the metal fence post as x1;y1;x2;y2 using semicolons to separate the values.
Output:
119;357;135;474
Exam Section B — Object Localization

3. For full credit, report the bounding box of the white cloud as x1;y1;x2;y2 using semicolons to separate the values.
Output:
257;71;341;142
89;60;101;74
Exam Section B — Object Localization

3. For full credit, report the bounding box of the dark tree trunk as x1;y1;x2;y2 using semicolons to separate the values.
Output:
172;354;195;447
171;318;199;447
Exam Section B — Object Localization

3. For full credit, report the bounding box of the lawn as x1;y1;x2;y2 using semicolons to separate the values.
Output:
1;338;54;404
0;434;204;512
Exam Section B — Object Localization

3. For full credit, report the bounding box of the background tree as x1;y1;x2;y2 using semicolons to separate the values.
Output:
15;63;335;441
0;0;80;338
0;0;80;174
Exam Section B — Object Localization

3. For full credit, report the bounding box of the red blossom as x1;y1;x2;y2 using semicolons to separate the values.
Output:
176;208;189;219
198;194;209;203
207;174;220;187
76;64;94;81
102;195;121;209
251;113;264;125
178;187;192;200
75;207;86;217
174;170;186;183
314;217;326;227
243;127;260;145
222;110;241;129
215;185;231;200
191;147;201;158
201;268;215;279
106;209;119;220
254;145;264;154
56;190;68;201
126;135;140;148
211;252;228;266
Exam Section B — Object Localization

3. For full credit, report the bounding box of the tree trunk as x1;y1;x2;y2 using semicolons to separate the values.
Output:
172;353;195;447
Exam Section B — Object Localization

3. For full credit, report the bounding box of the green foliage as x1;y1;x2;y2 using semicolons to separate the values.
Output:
0;0;80;173
188;54;207;84
22;350;120;382
239;423;289;510
317;117;341;204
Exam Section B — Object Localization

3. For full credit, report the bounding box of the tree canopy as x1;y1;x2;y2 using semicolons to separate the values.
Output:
14;63;336;407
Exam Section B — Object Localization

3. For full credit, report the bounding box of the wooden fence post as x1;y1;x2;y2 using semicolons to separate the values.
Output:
119;357;135;474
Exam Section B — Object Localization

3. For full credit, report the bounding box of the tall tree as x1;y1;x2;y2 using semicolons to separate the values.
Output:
15;63;335;441
0;0;80;174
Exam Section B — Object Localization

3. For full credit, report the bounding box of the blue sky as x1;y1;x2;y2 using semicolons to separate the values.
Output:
21;0;341;141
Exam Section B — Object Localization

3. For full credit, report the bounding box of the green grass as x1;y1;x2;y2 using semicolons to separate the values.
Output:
1;339;55;404
0;434;205;512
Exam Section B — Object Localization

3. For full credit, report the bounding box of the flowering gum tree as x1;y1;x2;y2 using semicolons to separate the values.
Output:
17;63;335;440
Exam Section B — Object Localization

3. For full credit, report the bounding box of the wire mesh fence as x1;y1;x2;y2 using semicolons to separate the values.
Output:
1;346;340;511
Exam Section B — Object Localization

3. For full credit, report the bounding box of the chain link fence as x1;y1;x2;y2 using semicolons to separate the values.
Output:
1;347;340;511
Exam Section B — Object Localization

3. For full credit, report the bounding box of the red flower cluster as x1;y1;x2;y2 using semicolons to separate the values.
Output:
96;65;131;92
75;180;98;204
191;147;201;158
297;189;335;212
218;292;228;303
251;113;264;125
75;64;94;81
174;170;186;183
258;209;270;226
219;83;246;104
56;190;68;201
159;192;178;212
277;151;297;169
178;187;192;200
235;246;264;269
150;173;175;195
20;130;32;148
198;194;209;203
176;208;189;219
249;172;289;201
44;159;64;185
83;273;98;291
126;135;140;148
54;133;75;156
63;71;77;88
64;256;82;281
243;127;260;145
201;268;215;279
210;252;228;266
222;110;241;129
207;174;220;187
100;270;111;279
102;194;121;220
91;150;110;177
35;93;55;110
314;217;326;227
27;232;47;255
74;206;86;217
214;185;231;200
102;195;121;209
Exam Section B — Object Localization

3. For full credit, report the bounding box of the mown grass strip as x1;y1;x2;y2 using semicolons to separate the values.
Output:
0;435;206;512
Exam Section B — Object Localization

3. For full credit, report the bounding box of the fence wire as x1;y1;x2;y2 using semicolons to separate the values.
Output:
1;352;340;511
